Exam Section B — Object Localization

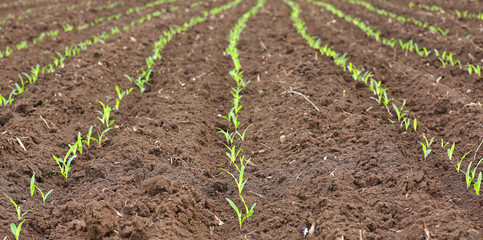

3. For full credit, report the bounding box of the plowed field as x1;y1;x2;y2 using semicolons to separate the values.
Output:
0;0;482;239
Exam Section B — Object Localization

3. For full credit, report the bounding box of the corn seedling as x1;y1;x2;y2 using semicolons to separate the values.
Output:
465;158;483;189
454;151;471;172
419;134;434;160
91;128;111;147
392;100;407;122
218;128;235;146
413;118;417;131
447;142;455;161
97;101;114;128
226;195;256;230
3;194;32;220
10;220;24;240
82;126;94;147
30;172;53;203
474;172;482;195
52;144;77;179
5;46;13;56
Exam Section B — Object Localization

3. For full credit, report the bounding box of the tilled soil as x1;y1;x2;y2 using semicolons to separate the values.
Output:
0;0;482;239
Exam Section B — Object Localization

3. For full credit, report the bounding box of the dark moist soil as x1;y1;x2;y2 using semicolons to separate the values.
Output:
0;0;482;239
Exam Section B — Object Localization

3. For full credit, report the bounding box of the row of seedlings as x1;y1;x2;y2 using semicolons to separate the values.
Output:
286;0;482;196
2;1;246;239
0;0;205;106
408;1;483;21
0;0;182;60
305;0;483;79
218;0;266;229
340;0;452;36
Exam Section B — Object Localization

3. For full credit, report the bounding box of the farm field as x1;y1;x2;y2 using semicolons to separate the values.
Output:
0;0;482;239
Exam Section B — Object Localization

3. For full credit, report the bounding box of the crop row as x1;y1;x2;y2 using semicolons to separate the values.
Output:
0;0;181;60
408;1;483;21
298;0;482;196
0;0;196;106
341;0;453;37
219;0;265;229
306;0;482;79
2;0;245;238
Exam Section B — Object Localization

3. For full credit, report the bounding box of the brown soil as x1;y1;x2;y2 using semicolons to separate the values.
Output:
0;0;482;239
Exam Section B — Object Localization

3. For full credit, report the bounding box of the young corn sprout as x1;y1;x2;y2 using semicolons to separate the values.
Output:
114;86;133;110
392;100;408;122
465;158;483;189
447;142;455;161
3;194;32;220
453;150;472;172
10;220;24;240
52;143;78;179
82;126;93;147
97;101;114;128
91;128;111;147
30;172;53;203
474;172;482;195
419;134;434;160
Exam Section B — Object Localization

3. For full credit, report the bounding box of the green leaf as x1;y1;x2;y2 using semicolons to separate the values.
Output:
30;172;36;197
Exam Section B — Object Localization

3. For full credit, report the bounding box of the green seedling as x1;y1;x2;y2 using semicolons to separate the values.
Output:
447;142;455;161
5;46;13;56
423;134;434;148
82;126;93;147
10;220;24;240
419;141;431;160
402;118;411;131
4;194;32;220
236;124;252;141
97;101;114;128
474;172;482;195
218;128;235;146
465;158;482;188
52;145;77;179
454;150;471;172
419;134;434;160
413;118;417;131
392;100;407;122
30;172;53;203
226;195;256;229
91;128;111;147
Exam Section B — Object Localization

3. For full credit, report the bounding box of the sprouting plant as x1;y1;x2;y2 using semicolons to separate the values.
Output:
447;142;455;161
97;101;114;128
3;194;32;220
402;118;411;131
392;100;407;122
218;128;235;146
419;142;431;160
30;172;53;203
419;134;434;160
237;124;252;141
52;144;77;179
423;134;434;148
465;158;483;189
226;196;256;230
82;126;93;147
10;220;24;240
91;128;111;147
5;46;13;56
474;172;482;195
454;150;471;172
413;118;417;131
114;86;133;110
